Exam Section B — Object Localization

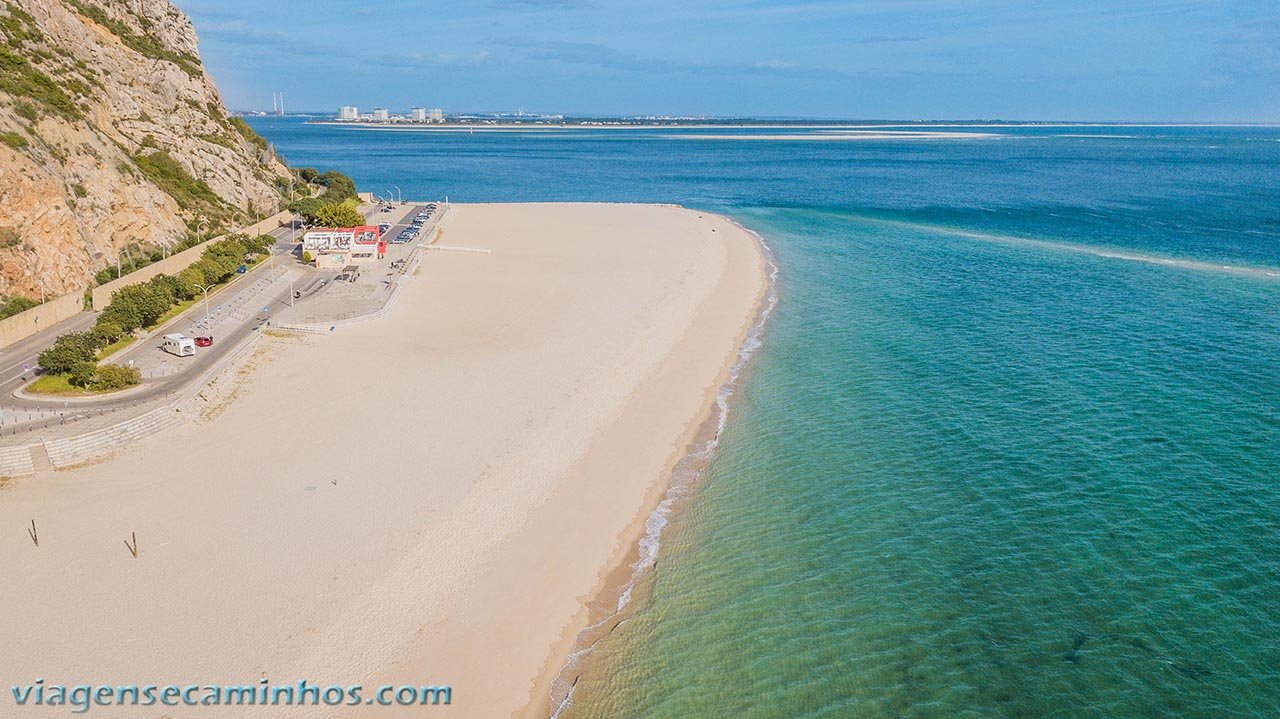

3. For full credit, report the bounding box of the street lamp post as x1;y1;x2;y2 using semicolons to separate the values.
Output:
194;283;213;330
197;217;209;246
116;248;130;280
394;186;402;204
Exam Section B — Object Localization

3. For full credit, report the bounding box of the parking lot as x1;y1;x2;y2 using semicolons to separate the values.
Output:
272;203;443;326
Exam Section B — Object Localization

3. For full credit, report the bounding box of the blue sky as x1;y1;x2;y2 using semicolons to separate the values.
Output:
173;0;1280;121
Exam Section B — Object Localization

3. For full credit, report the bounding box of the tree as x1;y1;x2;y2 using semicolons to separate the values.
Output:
90;320;124;346
109;284;172;328
177;267;205;296
149;274;187;303
68;361;97;387
203;239;248;277
289;196;327;225
314;203;364;229
38;333;97;373
317;171;357;203
244;234;275;255
191;258;225;285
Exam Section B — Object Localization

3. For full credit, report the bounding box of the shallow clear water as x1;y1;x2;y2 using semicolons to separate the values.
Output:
250;119;1280;717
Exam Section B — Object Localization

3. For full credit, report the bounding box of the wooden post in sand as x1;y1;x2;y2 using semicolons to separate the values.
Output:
124;532;138;558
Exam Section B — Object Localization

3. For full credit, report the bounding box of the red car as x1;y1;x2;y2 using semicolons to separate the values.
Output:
194;336;213;347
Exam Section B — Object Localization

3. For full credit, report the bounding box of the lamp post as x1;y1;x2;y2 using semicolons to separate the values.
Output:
116;248;130;280
394;186;402;204
194;283;213;331
197;217;209;246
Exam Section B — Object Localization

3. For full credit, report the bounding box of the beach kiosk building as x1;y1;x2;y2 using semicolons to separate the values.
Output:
302;226;383;270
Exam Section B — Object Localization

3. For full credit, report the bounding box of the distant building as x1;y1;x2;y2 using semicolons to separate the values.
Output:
410;107;427;122
339;106;359;121
428;108;445;123
372;108;390;122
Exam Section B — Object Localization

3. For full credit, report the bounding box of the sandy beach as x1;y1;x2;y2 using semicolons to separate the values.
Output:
0;203;767;717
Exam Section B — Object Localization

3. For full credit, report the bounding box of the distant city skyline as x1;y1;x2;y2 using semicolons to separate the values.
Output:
175;0;1280;122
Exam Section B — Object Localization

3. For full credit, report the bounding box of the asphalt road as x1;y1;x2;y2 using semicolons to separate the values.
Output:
3;203;433;412
2;220;301;410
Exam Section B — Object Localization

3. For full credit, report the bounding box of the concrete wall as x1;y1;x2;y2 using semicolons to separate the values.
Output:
91;211;292;309
0;290;85;350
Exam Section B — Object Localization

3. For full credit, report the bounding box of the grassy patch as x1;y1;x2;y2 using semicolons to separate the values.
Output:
95;334;136;360
27;373;91;396
0;131;26;149
27;372;135;397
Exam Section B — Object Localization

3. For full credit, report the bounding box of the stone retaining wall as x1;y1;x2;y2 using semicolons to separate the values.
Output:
91;211;292;309
0;445;35;477
43;406;188;470
0;290;85;350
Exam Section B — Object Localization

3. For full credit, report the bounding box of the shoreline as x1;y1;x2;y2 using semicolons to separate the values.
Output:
0;202;768;719
535;217;778;718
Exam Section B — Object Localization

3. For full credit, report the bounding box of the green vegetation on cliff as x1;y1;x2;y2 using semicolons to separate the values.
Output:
230;116;269;154
63;0;201;78
0;46;83;120
131;150;225;215
288;168;359;224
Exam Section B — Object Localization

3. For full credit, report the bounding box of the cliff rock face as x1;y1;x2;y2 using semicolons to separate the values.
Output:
0;0;287;298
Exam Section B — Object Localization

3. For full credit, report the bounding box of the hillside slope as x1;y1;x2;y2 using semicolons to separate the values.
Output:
0;0;288;299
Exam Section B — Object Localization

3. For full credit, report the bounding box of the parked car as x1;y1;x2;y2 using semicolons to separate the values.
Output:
194;336;213;347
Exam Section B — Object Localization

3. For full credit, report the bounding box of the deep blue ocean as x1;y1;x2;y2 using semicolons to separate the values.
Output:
248;118;1280;718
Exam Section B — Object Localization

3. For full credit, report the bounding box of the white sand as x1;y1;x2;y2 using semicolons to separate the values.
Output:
0;203;767;718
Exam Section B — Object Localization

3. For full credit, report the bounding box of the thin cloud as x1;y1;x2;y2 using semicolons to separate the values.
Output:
495;38;851;81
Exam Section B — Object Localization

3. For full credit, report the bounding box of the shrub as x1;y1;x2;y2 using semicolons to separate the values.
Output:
301;250;312;264
12;101;37;123
68;361;96;387
89;364;140;391
0;294;37;319
1;131;27;149
229;116;268;153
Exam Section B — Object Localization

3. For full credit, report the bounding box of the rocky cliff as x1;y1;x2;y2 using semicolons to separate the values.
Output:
0;0;288;299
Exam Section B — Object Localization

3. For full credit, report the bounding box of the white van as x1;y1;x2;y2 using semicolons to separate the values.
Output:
162;333;196;357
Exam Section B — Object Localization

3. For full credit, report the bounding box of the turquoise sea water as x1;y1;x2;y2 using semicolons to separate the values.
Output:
249;119;1280;718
